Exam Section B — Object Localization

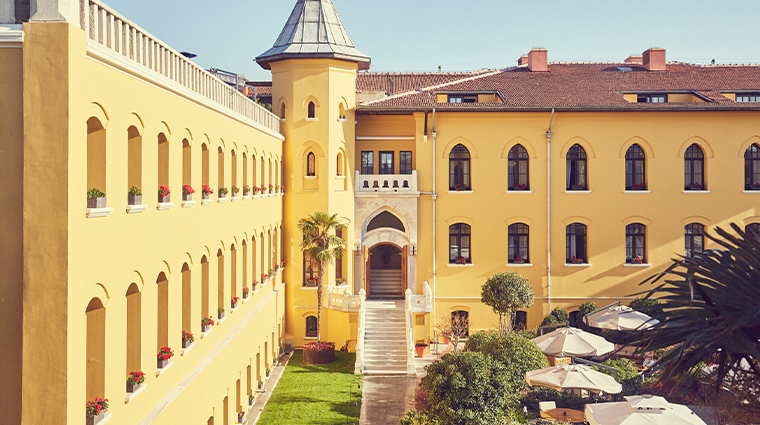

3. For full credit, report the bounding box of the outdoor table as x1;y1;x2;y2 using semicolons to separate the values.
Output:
540;408;586;423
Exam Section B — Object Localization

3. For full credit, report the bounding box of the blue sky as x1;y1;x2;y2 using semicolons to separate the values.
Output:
105;0;760;81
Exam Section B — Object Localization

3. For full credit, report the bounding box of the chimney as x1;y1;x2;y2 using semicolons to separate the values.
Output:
527;48;548;72
624;55;643;64
642;48;666;71
518;55;529;66
438;65;442;73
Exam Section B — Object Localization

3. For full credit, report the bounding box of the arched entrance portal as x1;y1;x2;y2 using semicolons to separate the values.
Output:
367;243;406;298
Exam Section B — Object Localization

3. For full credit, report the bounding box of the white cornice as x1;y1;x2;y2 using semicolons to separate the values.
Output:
0;25;23;47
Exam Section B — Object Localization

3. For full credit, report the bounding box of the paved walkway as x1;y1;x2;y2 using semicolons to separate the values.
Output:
243;352;292;425
359;342;454;425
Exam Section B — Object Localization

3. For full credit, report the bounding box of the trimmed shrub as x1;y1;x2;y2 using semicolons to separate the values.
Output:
477;332;550;393
420;351;513;425
540;307;569;327
463;330;499;353
595;358;642;396
628;297;664;319
399;410;439;425
579;301;597;317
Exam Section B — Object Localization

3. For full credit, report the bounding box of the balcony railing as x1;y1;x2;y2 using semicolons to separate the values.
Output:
78;0;280;134
355;170;418;195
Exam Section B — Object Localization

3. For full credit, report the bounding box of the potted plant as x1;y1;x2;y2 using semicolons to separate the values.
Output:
266;368;271;377
268;268;273;276
262;273;269;282
182;185;194;201
335;277;346;286
257;380;264;389
232;185;240;197
512;183;528;191
750;183;760;191
157;347;174;369
570;256;584;264
128;186;142;205
218;186;229;198
454;256;467;265
690;182;704;190
513;256;525;264
201;316;214;333
441;331;451;344
126;371;145;393
454;183;467;191
305;278;318;287
630;256;644;264
242;287;250;299
218;306;225;320
242;185;250;196
252;185;261;195
87;188;106;208
85;397;109;425
415;342;428;358
231;296;240;309
249;394;255;405
158;186;171;203
202;184;214;200
181;330;194;348
571;184;586;190
631;183;646;191
280;185;285;193
268;184;274;194
280;259;286;268
259;184;267;194
238;412;245;423
252;280;259;290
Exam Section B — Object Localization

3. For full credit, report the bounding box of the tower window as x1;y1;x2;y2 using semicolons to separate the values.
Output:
307;102;316;119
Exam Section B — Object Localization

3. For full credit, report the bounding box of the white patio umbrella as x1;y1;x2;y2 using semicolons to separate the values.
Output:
585;395;707;425
531;327;615;357
586;305;659;331
525;364;622;394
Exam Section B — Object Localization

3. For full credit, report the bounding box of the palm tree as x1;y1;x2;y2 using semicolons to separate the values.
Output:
638;223;760;418
298;212;346;344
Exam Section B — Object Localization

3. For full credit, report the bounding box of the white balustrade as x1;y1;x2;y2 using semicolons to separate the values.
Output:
354;288;366;374
405;288;416;374
78;0;280;134
355;170;418;194
410;281;433;313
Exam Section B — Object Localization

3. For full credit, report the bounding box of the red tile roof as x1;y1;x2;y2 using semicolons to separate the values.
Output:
356;63;760;110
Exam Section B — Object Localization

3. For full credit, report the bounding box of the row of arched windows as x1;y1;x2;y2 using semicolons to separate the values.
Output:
86;116;282;208
279;100;347;121
447;142;760;192
447;222;760;265
84;228;282;406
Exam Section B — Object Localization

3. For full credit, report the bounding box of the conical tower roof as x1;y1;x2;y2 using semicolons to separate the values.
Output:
256;0;370;70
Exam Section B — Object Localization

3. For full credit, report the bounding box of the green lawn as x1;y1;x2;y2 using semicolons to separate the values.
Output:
257;351;362;425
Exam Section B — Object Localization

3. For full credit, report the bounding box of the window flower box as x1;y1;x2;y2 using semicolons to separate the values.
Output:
86;397;109;425
202;185;213;200
512;257;526;264
232;185;240;196
87;188;107;208
181;330;194;348
336;277;346;286
242;287;250;299
252;280;259;291
238;412;245;423
157;347;174;369
570;184;586;191
127;186;142;205
453;183;468;191
242;185;250;196
231;297;240;309
305;278;318;287
569;257;585;264
201;316;214;333
249;394;256;406
218;187;229;198
218;307;225;321
689;182;704;190
158;186;171;203
259;185;267;195
629;256;644;264
268;184;274;194
629;183;647;191
182;185;194;201
258;380;264;389
126;371;146;393
453;256;468;265
512;184;528;191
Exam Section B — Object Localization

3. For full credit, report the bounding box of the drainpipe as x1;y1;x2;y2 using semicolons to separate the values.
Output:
431;108;437;340
546;108;555;312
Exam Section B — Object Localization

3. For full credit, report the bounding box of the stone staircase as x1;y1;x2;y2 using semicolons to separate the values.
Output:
369;270;403;297
360;300;411;375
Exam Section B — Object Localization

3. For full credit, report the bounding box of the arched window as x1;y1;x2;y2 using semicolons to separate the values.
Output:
508;223;529;263
625;144;646;190
746;223;760;242
451;310;469;337
339;103;346;120
87;118;107;205
85;298;106;402
307;102;315;119
126;284;141;375
449;223;471;264
685;223;705;258
127;126;142;201
201;255;210;318
217;249;225;314
508;144;529;190
305;316;317;337
566;144;587;190
231;150;238;192
218;147;225;197
303;234;317;286
230;244;237;303
181;263;192;334
280;103;286;120
182;139;192;190
745;144;760;190
566;223;587;263
306;152;316;177
201;143;209;190
337;152;344;176
684;144;705;190
625;223;646;263
158;133;169;201
156;272;169;353
449;144;471;191
335;226;344;281
513;311;527;331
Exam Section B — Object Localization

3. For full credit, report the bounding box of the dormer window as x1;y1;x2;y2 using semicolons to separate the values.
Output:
638;94;667;103
736;93;760;103
448;94;477;103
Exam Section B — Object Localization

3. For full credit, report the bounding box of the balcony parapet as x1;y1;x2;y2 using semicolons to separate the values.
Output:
355;170;419;197
325;285;361;312
76;0;280;135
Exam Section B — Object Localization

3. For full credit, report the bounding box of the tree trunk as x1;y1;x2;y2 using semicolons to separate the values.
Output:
316;263;324;345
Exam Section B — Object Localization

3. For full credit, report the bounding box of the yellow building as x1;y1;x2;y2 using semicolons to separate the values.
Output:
3;0;760;423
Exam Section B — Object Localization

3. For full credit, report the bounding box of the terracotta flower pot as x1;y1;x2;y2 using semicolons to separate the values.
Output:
415;345;428;358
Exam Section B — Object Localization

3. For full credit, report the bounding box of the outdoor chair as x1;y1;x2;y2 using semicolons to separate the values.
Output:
539;401;556;411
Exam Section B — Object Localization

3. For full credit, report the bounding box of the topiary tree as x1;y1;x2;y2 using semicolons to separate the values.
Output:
420;351;513;425
477;332;550;393
480;271;534;333
540;307;569;327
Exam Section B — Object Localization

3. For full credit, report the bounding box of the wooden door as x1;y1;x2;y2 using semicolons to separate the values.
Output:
401;245;408;296
363;245;370;294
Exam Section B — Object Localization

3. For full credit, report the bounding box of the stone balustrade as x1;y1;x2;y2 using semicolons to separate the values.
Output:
355;170;418;195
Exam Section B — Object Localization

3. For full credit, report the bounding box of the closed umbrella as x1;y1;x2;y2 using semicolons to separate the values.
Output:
525;364;622;394
585;395;707;425
531;327;615;357
586;305;659;331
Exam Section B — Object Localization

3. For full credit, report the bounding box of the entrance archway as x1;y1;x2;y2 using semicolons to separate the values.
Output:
367;243;405;298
